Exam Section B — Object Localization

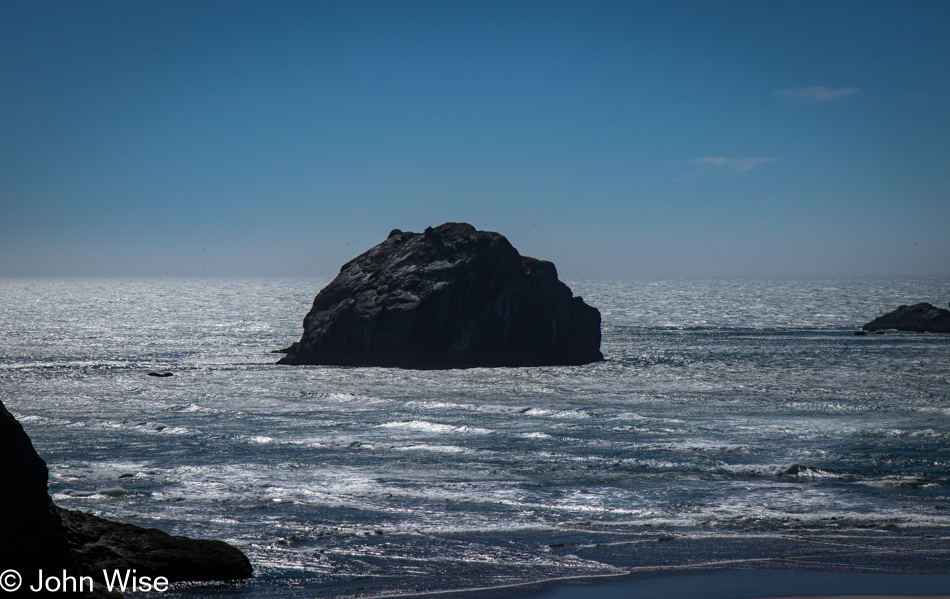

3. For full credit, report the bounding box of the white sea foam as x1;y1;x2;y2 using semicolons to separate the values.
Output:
523;408;592;419
379;420;492;434
721;463;840;478
403;400;470;410
392;444;470;453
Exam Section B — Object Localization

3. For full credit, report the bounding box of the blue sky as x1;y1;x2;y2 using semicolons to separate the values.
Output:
1;0;947;277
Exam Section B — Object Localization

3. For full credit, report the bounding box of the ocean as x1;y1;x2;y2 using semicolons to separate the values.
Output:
2;277;949;598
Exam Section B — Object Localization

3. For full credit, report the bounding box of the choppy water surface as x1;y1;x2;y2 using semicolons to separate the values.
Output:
2;277;949;597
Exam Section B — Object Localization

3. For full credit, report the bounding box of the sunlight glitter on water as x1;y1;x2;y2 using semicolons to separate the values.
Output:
2;277;950;597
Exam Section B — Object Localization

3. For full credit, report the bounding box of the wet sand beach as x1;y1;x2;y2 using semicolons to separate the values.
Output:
530;571;950;599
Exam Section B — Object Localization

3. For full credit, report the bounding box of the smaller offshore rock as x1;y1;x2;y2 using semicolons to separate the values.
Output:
278;222;603;368
862;303;950;333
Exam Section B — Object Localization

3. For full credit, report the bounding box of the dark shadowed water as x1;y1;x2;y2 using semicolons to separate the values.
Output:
2;277;949;597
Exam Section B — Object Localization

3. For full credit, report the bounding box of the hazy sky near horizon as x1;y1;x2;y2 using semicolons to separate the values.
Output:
1;0;948;278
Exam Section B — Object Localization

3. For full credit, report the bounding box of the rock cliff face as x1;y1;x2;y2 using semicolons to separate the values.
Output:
862;303;950;333
0;400;252;595
278;223;602;368
0;401;79;585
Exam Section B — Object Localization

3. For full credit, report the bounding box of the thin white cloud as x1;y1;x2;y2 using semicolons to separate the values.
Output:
775;86;860;100
692;156;777;172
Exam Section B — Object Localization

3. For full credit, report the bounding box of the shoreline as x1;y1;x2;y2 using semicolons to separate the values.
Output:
531;570;950;599
365;528;950;599
381;570;950;599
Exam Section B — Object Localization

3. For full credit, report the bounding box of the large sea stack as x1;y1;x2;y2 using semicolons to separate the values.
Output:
0;400;252;596
278;223;602;368
862;302;950;333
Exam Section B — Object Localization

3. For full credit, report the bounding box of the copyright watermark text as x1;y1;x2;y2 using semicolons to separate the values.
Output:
0;569;168;593
0;570;21;593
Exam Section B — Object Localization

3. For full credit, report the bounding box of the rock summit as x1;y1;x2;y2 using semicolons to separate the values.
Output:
278;223;602;368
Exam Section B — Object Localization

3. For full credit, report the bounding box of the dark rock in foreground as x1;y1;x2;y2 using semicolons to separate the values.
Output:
0;401;79;589
58;509;252;583
0;400;252;596
279;222;602;368
862;303;950;333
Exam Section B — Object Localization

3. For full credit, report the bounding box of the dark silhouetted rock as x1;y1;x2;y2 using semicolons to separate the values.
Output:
146;372;174;377
278;222;602;368
862;303;950;333
0;401;80;587
0;400;252;596
57;509;252;583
